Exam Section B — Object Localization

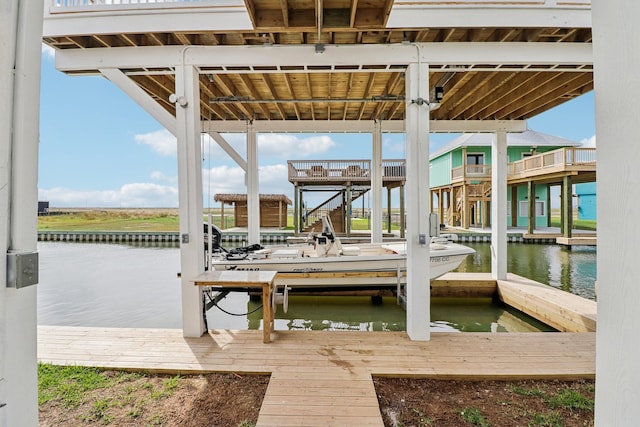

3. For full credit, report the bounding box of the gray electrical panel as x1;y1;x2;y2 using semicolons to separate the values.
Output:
6;252;39;289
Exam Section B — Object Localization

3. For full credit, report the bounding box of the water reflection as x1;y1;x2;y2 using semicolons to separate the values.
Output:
456;243;596;300
37;241;596;332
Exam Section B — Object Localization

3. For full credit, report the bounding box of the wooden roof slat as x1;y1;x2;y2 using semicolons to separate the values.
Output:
214;193;293;204
44;3;594;122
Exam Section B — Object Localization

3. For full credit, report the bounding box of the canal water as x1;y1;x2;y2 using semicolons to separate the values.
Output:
37;241;596;332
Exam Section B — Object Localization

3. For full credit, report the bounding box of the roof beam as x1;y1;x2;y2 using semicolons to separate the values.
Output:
55;43;593;72
201;119;527;133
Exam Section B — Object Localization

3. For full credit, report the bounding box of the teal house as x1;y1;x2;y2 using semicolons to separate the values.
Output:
429;130;594;231
576;182;597;221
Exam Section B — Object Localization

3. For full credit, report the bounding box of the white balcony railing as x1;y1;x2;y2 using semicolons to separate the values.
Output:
48;0;236;14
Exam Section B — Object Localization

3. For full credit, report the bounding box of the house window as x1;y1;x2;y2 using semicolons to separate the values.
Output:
519;200;545;217
466;153;484;165
466;153;485;175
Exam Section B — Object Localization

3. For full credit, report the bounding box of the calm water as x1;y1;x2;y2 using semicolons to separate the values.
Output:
37;241;595;332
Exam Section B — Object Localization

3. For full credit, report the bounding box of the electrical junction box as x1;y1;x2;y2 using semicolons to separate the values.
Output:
6;252;39;289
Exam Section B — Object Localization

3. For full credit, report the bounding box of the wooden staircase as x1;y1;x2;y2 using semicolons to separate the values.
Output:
303;188;369;233
448;183;492;227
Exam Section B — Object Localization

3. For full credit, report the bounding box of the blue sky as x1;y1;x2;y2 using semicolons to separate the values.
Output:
38;46;596;208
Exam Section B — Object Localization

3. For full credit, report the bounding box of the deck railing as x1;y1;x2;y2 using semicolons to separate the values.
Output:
450;148;595;182
451;164;492;181
508;147;596;177
48;0;223;13
288;159;405;183
52;0;211;6
50;0;590;10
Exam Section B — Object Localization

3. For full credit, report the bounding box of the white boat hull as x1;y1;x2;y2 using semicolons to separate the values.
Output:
210;242;475;288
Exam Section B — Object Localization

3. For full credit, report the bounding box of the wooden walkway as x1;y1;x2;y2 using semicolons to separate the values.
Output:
38;326;595;427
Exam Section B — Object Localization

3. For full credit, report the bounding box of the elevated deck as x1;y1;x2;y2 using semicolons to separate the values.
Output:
288;159;405;188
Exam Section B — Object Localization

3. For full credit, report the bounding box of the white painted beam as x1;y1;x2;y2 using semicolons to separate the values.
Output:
43;2;252;37
206;131;247;171
203;120;526;134
175;65;205;338
42;1;589;38
100;68;177;135
405;62;431;341
388;4;591;29
54;43;593;72
491;131;507;280
592;0;640;424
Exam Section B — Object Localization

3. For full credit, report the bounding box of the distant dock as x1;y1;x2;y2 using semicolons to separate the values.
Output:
38;229;594;246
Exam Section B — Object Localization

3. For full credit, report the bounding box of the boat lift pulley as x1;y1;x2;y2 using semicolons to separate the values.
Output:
272;284;290;314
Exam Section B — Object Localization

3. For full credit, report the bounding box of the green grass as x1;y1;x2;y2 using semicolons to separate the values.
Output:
39;364;186;425
548;389;594;411
459;407;491;427
530;411;564;427
38;363;141;408
549;217;596;231
510;384;547;398
38;211;181;232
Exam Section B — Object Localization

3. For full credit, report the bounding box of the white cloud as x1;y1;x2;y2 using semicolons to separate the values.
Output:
40;163;293;208
259;164;291;195
202;164;293;202
383;135;405;156
135;130;338;162
150;171;177;183
202;165;247;200
258;134;337;157
134;129;177;156
41;43;54;59
580;135;596;148
39;183;178;208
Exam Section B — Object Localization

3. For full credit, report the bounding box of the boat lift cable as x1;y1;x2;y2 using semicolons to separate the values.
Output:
203;288;263;316
213;301;264;317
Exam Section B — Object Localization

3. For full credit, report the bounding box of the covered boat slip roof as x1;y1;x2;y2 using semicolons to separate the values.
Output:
42;0;593;125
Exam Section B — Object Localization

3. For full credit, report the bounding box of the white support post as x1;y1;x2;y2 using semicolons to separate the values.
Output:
593;1;640;423
246;123;260;244
371;121;384;243
0;0;43;424
404;61;431;341
175;64;205;338
491;131;508;279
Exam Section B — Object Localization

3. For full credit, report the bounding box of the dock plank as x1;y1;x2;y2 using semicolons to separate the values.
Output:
497;274;597;332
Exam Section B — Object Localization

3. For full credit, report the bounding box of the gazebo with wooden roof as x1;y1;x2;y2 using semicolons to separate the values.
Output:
214;193;291;229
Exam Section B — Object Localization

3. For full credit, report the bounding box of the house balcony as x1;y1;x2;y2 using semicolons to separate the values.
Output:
507;147;596;184
449;147;596;186
288;160;405;187
451;164;492;183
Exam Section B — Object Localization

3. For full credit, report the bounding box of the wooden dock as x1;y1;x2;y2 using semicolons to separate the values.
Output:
37;273;597;426
556;236;597;247
38;326;595;427
434;272;597;333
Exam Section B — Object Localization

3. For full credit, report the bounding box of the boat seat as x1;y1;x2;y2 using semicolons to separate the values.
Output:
341;246;361;256
271;248;303;259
